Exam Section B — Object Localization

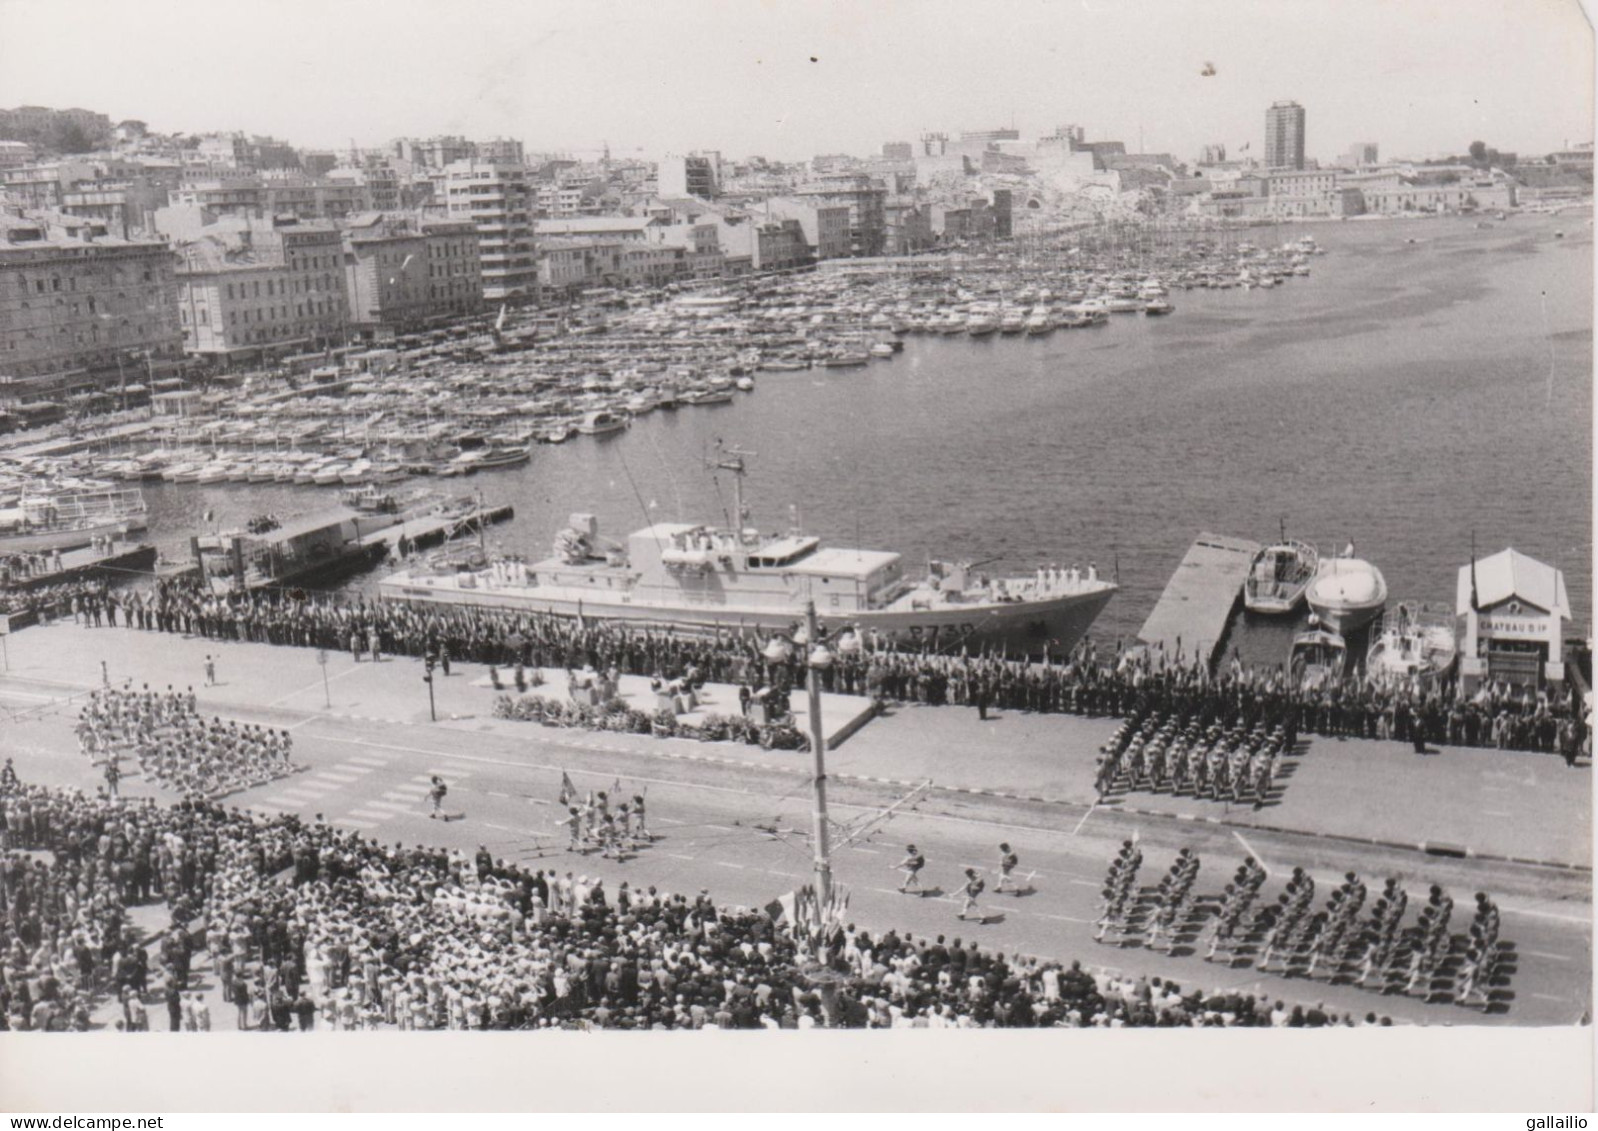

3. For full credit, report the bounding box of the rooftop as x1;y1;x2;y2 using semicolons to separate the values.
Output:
1456;547;1571;619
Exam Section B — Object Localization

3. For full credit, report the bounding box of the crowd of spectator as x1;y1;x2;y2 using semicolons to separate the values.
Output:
0;775;1382;1032
15;574;1590;762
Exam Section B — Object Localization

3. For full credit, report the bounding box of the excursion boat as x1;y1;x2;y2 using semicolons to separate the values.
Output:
1243;538;1319;615
1142;299;1176;316
0;484;149;553
1365;602;1458;686
1289;623;1348;689
379;448;1117;658
1305;550;1388;635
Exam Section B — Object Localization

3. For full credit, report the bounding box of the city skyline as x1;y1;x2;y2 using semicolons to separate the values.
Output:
0;0;1591;164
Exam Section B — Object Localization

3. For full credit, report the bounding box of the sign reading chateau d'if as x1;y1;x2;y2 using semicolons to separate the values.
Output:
1478;614;1547;639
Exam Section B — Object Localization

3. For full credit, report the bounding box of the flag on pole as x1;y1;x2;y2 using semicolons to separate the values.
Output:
1469;531;1480;612
558;772;577;805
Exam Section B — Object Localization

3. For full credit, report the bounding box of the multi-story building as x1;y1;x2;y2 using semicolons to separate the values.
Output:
394;136;476;169
1199;143;1227;166
1265;101;1306;170
882;198;934;255
342;212;482;336
0;141;36;170
173;177;372;222
930;204;971;243
960;127;1020;144
477;138;525;167
327;165;402;212
881;142;913;161
766;197;852;260
0;211;182;404
1342;142;1379;168
534;182;587;218
659;221;725;279
172;215;349;361
537;237;626;300
2;162;100;210
657;154;719;199
442;159;537;303
619;244;687;287
535;216;662;242
790;174;886;257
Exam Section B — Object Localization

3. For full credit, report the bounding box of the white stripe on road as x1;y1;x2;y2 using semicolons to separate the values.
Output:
715;861;745;870
1522;950;1573;963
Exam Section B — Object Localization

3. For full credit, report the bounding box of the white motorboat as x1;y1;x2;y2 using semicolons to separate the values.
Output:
1244;539;1319;615
1366;602;1458;686
1305;550;1388;634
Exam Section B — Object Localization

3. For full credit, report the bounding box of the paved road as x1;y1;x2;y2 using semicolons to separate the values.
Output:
7;651;1589;1027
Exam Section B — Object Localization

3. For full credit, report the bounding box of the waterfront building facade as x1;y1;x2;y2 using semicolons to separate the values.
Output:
442;159;537;303
173;216;349;361
343;212;482;336
0;211;182;405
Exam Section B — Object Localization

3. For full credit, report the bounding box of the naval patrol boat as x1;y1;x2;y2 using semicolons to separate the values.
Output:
378;447;1117;656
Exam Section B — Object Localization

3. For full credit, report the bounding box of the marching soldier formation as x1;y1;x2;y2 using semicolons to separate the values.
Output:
1095;844;1514;1011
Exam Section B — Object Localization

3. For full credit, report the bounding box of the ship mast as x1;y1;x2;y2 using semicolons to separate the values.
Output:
710;442;756;539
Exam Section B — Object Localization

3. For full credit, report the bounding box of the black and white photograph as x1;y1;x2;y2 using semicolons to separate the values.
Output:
0;0;1591;1115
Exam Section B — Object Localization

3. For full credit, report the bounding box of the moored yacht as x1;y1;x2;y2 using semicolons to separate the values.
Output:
1305;549;1388;634
1244;538;1319;615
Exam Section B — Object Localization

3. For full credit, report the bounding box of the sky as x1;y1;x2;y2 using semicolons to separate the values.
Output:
0;0;1591;163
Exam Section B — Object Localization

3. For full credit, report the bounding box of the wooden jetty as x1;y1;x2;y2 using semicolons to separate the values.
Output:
1137;532;1261;669
0;541;157;591
354;503;514;557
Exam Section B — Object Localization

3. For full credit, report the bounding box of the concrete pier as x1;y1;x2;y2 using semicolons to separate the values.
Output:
1136;531;1261;668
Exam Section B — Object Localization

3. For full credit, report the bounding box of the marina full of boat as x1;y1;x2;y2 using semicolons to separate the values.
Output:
0;229;1324;504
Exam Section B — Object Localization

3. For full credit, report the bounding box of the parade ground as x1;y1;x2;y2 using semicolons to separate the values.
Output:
1;619;1590;1027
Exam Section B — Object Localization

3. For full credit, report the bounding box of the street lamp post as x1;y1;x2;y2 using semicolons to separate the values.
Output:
802;600;833;911
793;602;865;1027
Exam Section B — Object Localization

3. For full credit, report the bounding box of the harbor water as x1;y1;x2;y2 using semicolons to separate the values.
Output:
140;212;1593;645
